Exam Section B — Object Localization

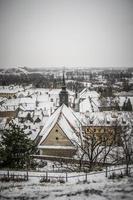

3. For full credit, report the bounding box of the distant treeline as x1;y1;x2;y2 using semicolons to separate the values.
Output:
0;73;85;92
0;68;132;92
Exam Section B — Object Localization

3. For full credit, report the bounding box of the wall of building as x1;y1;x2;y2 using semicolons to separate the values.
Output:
41;148;76;157
40;124;77;157
0;93;15;98
41;124;73;146
82;125;121;145
0;111;17;118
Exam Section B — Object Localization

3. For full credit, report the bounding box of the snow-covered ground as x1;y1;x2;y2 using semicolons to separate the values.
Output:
0;168;133;200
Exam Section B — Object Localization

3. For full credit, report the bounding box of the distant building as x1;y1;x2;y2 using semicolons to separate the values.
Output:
0;85;24;98
74;87;100;112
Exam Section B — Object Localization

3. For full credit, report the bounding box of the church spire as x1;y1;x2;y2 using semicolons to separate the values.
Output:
62;71;66;90
59;71;68;106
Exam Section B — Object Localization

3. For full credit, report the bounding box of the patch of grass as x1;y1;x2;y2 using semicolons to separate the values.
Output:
56;189;103;197
84;189;103;196
108;170;132;180
40;177;50;183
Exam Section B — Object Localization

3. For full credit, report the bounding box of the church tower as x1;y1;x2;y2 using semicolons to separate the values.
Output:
59;72;68;106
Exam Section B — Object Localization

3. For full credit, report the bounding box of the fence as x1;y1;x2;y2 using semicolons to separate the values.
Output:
0;165;133;183
0;170;29;182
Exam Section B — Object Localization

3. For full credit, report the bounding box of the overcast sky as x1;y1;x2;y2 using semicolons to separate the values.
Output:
0;0;133;68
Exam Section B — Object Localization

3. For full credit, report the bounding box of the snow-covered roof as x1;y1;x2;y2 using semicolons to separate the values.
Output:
10;118;42;141
80;111;133;127
79;97;100;113
118;96;133;107
0;85;24;94
2;98;20;106
0;97;7;102
19;104;35;111
19;97;36;104
0;105;18;111
0;117;7;129
18;110;33;118
115;91;133;97
79;88;100;99
37;94;49;102
39;104;82;146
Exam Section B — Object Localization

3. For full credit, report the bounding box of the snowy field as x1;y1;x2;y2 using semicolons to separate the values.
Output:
0;168;133;200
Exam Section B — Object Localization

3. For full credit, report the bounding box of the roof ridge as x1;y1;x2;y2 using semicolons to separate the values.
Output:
57;104;64;123
61;112;79;136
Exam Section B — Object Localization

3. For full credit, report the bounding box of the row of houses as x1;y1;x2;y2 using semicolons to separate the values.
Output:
0;80;133;159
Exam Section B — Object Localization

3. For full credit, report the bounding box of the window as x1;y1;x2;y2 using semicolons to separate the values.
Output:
55;137;59;141
86;128;90;132
55;129;58;132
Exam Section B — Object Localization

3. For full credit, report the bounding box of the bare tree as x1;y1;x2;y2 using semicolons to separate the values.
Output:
78;127;119;171
118;123;133;175
51;121;133;173
55;125;121;172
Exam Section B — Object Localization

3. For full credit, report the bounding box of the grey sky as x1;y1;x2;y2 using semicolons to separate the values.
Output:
0;0;133;68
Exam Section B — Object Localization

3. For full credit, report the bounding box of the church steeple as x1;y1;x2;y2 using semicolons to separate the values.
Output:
61;71;66;90
59;71;68;106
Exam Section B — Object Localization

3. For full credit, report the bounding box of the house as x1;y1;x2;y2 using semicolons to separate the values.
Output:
0;85;24;98
0;106;18;118
81;111;132;146
79;88;100;100
38;104;82;158
79;97;99;113
74;87;100;112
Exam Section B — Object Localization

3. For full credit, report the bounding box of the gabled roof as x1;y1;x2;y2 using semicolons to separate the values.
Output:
38;104;82;146
79;88;100;99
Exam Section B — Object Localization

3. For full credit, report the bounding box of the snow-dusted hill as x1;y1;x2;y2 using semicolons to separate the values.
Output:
0;66;56;75
0;67;29;75
0;167;133;200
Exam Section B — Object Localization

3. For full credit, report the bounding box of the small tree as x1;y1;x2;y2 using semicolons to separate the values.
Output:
126;98;132;111
122;98;132;111
0;122;36;169
115;101;120;111
122;101;126;111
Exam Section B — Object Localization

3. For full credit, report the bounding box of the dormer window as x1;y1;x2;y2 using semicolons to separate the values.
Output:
122;120;126;124
93;128;96;132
